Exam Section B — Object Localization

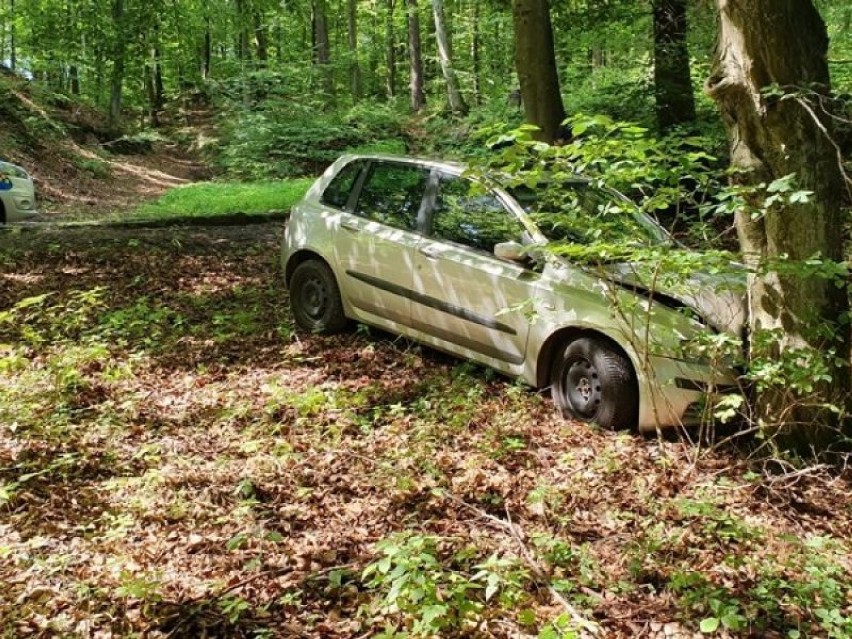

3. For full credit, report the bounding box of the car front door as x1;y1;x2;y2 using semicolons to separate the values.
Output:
411;172;537;366
333;160;430;329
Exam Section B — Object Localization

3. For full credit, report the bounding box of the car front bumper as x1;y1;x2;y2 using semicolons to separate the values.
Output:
637;355;742;431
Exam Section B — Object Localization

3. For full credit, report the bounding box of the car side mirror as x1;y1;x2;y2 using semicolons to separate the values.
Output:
494;241;527;262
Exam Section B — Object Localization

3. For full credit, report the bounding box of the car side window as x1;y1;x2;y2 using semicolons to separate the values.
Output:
354;163;428;230
320;160;364;209
431;175;525;254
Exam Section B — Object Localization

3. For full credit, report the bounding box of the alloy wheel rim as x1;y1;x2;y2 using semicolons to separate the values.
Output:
565;357;602;418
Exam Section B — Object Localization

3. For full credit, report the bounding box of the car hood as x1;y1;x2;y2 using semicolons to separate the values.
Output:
604;261;747;336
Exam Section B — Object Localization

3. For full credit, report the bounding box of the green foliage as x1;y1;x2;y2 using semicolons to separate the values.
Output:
213;75;410;179
361;532;529;636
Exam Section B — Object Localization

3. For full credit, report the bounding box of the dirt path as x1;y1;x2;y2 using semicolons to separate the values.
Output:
37;139;212;222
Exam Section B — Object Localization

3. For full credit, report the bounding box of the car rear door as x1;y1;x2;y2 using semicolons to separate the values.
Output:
410;172;537;366
333;160;430;328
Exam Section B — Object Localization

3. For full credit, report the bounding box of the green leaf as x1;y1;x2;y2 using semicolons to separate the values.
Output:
518;608;537;626
421;603;448;628
700;617;720;633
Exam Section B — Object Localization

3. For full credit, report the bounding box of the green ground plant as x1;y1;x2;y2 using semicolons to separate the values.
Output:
131;179;312;219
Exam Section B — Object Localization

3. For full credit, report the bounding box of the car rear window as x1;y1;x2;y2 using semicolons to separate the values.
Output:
321;160;364;209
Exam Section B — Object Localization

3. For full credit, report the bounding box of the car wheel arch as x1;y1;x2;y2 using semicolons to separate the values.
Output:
535;326;639;390
285;250;332;287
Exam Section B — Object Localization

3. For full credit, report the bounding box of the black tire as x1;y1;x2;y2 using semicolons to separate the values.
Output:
550;335;638;430
289;260;348;334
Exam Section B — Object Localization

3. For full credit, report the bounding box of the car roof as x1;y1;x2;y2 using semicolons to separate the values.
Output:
338;153;597;187
339;153;467;175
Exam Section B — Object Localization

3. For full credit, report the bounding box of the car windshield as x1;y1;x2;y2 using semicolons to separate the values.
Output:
509;181;671;247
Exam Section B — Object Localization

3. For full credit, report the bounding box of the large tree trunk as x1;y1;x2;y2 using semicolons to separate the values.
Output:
407;0;426;111
431;0;467;115
511;0;565;142
652;0;696;131
706;0;851;451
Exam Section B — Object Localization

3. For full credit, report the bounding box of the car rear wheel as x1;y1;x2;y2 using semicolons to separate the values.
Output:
550;336;638;430
289;260;348;334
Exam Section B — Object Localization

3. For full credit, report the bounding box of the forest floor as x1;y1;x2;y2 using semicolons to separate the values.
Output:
1;224;851;638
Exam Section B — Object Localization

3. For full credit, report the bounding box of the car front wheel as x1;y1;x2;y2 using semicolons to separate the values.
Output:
289;260;348;334
550;335;638;430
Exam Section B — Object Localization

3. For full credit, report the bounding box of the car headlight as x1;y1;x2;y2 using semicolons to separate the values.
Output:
0;162;30;180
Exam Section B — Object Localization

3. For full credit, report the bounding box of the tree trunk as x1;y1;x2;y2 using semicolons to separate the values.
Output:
69;65;80;95
652;0;696;131
511;0;565;142
470;0;481;105
385;0;396;98
706;0;851;451
236;0;251;61
431;0;467;115
9;0;15;71
108;0;126;127
254;12;268;63
348;0;362;101
203;17;212;79
407;0;426;111
313;0;334;96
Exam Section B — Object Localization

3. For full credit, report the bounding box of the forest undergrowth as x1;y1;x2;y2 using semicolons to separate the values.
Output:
1;225;850;638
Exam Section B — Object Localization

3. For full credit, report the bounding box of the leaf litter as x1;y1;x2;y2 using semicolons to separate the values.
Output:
0;224;850;638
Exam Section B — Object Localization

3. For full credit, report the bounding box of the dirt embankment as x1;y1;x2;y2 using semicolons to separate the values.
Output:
0;66;212;221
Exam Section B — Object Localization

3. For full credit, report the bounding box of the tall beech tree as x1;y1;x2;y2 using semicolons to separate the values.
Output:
706;0;851;451
511;0;565;142
407;0;426;111
652;0;695;130
432;0;467;114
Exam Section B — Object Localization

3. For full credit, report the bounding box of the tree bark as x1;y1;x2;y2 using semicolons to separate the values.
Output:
471;0;481;105
407;0;426;111
511;0;565;142
108;0;126;127
254;12;268;63
385;0;396;98
9;0;15;71
236;0;251;61
431;0;467;115
706;0;851;451
312;0;334;96
203;18;212;80
652;0;696;130
347;0;362;101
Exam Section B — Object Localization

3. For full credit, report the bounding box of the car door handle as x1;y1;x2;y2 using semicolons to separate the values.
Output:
419;245;441;259
341;221;360;232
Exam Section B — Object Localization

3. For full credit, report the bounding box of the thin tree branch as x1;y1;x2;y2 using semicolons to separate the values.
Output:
794;96;852;202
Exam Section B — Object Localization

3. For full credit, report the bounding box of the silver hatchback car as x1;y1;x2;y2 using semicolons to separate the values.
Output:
0;160;38;223
281;154;742;431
